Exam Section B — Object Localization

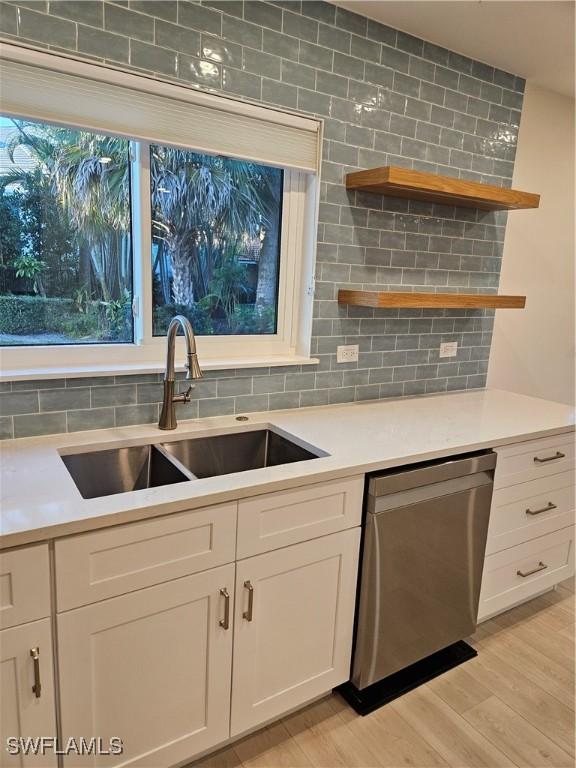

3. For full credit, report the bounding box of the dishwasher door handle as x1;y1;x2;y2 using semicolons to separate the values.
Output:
371;472;493;514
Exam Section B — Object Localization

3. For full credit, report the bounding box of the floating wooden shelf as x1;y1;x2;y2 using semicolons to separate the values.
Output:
346;166;540;211
338;290;526;310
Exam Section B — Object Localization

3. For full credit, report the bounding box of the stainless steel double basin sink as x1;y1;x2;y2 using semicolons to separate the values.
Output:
61;429;324;499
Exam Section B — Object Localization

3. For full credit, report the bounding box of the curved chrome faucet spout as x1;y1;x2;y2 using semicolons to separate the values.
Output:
159;315;203;430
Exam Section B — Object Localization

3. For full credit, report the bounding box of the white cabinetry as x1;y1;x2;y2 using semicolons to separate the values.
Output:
0;544;57;767
53;478;363;765
0;620;57;767
57;564;234;767
237;477;363;558
0;544;51;630
231;528;360;735
55;503;237;610
479;433;575;621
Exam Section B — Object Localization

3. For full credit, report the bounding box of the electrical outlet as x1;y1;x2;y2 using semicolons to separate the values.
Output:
439;341;458;358
337;344;359;364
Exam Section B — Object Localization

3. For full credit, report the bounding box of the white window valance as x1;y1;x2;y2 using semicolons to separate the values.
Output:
0;42;322;173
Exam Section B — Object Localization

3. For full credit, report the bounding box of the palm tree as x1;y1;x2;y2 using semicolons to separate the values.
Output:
4;120;131;302
150;147;276;308
5;122;282;325
256;167;283;310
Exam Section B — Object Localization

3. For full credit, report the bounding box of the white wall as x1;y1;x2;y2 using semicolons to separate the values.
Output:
488;83;575;405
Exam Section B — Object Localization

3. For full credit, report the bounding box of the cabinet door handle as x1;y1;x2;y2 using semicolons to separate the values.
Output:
525;501;557;516
534;451;565;463
517;561;548;578
243;580;254;622
219;588;230;630
30;647;41;698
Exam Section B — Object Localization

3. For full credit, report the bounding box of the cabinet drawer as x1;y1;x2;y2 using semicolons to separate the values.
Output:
0;544;51;630
55;503;237;611
478;526;575;621
494;433;574;489
487;471;575;554
237;476;364;558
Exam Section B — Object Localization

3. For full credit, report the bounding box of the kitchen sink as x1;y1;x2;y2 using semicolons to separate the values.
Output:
160;429;322;479
61;429;324;498
61;444;189;499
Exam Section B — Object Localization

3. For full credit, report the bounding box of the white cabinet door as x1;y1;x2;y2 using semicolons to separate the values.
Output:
0;619;57;767
57;564;234;767
230;528;360;737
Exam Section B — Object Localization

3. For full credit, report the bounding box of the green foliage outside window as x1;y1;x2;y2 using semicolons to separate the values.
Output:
0;116;283;347
0;117;132;345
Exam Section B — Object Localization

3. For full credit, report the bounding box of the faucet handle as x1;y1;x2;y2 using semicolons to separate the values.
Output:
173;385;193;404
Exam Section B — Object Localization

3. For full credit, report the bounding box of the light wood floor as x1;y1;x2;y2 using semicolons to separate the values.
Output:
194;579;575;768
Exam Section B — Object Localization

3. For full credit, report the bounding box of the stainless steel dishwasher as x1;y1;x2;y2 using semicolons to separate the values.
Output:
338;451;496;714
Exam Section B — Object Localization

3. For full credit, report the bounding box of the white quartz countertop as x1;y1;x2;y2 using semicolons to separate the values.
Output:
1;388;573;549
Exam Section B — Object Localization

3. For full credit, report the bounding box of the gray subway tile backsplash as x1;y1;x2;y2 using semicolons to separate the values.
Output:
39;388;90;413
217;377;253;397
16;6;76;47
0;2;17;34
199;397;235;418
132;1;177;22
251;374;285;394
104;3;154;41
111;403;156;427
13;412;67;439
91;384;137;408
0;390;39;416
131;39;178;76
235;393;270;414
77;24;130;62
51;1;104;27
67;407;116;433
178;2;222;36
244;1;282;30
155;19;201;56
1;0;525;439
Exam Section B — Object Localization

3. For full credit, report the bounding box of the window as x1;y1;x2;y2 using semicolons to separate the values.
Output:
0;44;320;376
150;146;283;338
0;116;133;346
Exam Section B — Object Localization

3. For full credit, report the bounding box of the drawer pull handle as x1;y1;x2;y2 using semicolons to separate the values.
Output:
30;647;41;698
534;451;566;464
243;580;254;622
526;501;557;516
517;561;548;578
219;588;230;630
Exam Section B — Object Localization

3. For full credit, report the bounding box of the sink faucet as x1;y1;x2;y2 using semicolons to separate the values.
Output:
159;315;203;430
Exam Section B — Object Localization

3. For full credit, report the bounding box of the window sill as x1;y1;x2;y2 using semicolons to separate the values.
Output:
0;354;319;382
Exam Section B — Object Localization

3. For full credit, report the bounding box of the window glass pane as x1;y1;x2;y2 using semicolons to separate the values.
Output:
0;116;133;346
150;146;282;336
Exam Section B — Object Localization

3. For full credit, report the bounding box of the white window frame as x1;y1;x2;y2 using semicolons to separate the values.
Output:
0;144;315;377
133;141;314;358
0;44;320;380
